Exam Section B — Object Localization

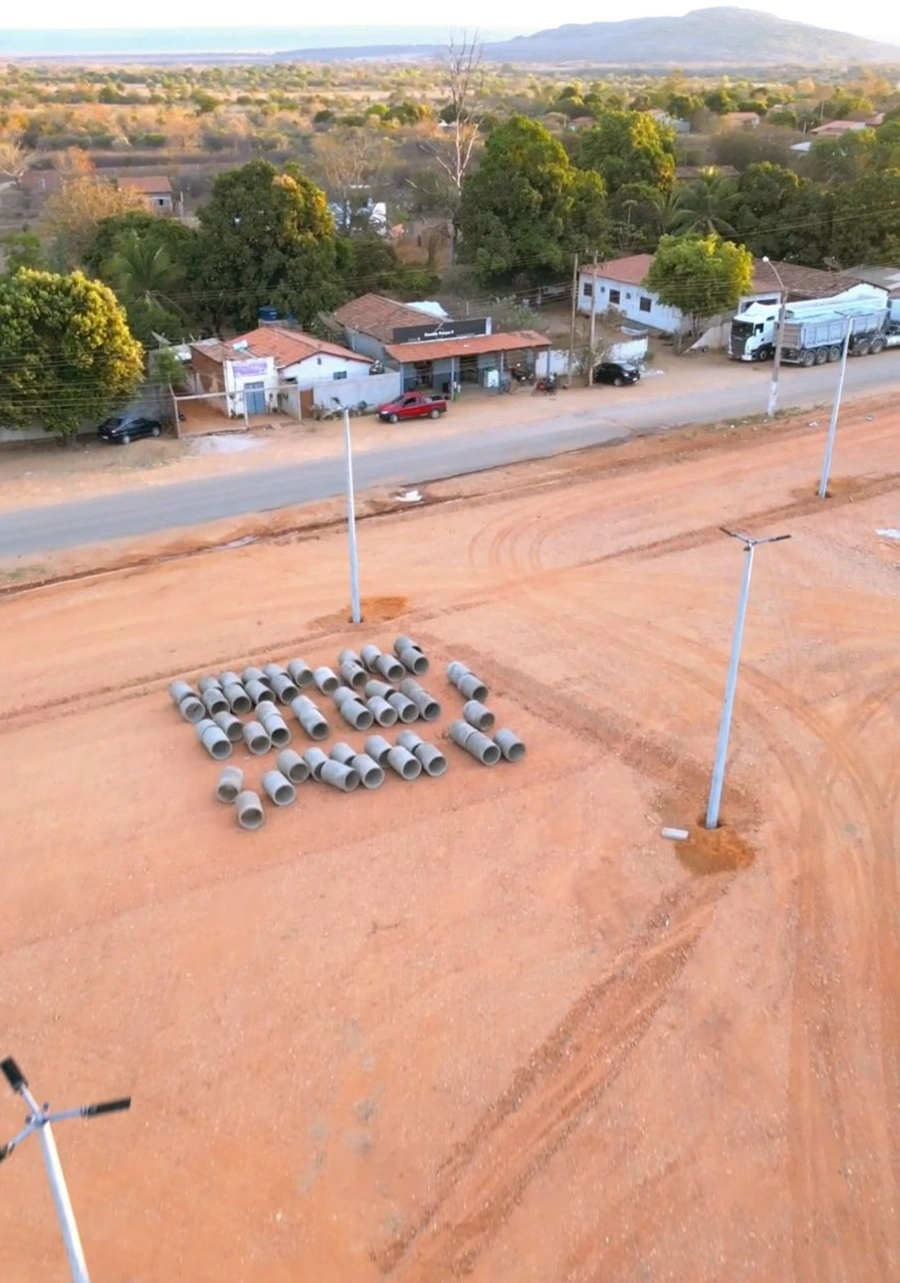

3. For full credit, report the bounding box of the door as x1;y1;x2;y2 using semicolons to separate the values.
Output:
244;382;266;416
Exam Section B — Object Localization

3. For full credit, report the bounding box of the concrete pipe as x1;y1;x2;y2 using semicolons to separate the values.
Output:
270;673;299;704
202;687;229;717
374;653;405;683
446;661;471;685
364;734;393;766
198;675;223;694
223;682;252;715
302;747;329;780
216;766;244;804
494;729;526;763
387;691;419;723
397;730;447;777
329;741;357;766
332;685;356;708
169;680;196;707
463;699;495;732
195;718;233;761
448;719;500;765
339;648;362;667
246;679;275;707
396;645;429;676
359;643;383;672
276;749;309;785
394;634;423;657
287;659;314;689
242;720;271;755
259;708;291;749
351;752;385;790
291;695;329;741
320;760;361;793
386;746;422;781
219;671;241;689
367;695;398;728
242;666;269;687
364;678;393;700
457;672;488;703
213;710;244;743
338;698;374;731
399;678;440;722
235;790;265;831
177;693;205;724
314;665;339;696
339;659;368;692
263;662;287;683
261;769;296;807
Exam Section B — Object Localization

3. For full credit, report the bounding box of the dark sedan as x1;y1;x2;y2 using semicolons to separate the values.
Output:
98;416;163;445
593;361;641;387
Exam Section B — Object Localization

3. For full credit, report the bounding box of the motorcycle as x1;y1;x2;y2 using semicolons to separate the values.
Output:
510;365;534;384
532;373;558;395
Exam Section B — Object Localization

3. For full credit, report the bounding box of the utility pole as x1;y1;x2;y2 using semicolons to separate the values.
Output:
705;528;792;830
343;409;361;625
818;317;852;499
567;252;579;388
1;1056;131;1283
587;248;598;387
764;256;788;419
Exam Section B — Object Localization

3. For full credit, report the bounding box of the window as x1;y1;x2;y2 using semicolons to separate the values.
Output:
625;292;632;300
609;289;621;305
332;370;348;380
583;282;593;297
639;296;652;314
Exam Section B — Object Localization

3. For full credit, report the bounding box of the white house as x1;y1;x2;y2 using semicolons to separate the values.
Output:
189;327;373;419
578;254;684;334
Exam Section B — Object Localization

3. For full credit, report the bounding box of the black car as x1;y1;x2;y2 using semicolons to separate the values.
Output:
594;361;641;387
98;415;163;445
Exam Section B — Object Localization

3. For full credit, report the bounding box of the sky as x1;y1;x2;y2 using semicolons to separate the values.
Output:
2;3;899;45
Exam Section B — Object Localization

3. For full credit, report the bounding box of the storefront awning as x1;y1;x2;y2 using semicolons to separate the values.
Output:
384;329;551;364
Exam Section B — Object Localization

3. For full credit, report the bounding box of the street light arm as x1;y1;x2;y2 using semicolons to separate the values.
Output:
81;1097;132;1118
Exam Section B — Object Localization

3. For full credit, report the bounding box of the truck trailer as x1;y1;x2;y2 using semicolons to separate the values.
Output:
729;287;897;364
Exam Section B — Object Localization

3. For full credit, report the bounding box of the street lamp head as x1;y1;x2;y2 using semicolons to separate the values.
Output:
1;1058;27;1093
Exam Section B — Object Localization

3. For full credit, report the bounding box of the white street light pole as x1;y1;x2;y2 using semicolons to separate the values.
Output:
342;409;361;624
705;528;792;830
818;317;852;499
764;257;788;419
1;1056;131;1283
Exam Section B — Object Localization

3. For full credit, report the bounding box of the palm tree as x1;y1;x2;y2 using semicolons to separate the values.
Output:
103;229;184;312
667;167;739;237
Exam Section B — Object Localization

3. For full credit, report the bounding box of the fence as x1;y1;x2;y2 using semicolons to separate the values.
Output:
312;370;401;412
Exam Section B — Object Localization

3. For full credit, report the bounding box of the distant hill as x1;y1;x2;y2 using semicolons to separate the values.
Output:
280;8;900;68
479;8;900;67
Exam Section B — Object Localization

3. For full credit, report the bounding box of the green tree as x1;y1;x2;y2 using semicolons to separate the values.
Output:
1;231;47;274
807;130;876;184
577;109;675;194
829;170;900;265
646;235;753;339
734;163;832;265
458;115;608;286
873;120;900;172
0;268;143;437
193;158;342;330
608;182;671;252
668;168;739;236
703;88;738;115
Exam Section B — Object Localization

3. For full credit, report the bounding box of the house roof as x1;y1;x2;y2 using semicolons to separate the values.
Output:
383;330;550;364
582;254;654;286
750;260;859;299
333;293;442;342
810;120;868;135
843;264;900;295
121;175;172;194
191;327;370;369
723;111;760;122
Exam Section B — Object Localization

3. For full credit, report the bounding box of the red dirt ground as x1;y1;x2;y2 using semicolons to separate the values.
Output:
1;398;897;1282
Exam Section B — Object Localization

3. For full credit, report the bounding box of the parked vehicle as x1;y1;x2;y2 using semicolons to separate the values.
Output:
532;374;558;395
97;415;163;445
729;289;899;364
593;361;640;386
509;364;534;384
377;392;448;423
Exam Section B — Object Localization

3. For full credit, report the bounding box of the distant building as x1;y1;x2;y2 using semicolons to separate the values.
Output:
644;107;691;134
721;111;761;129
809;120;870;137
120;175;174;213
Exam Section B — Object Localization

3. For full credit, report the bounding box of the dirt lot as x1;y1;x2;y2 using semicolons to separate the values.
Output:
0;400;897;1282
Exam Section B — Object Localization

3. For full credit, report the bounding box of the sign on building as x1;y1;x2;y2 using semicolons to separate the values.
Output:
391;318;489;344
232;359;269;377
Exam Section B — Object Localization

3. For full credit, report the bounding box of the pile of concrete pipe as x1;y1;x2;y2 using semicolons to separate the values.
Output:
444;660;526;766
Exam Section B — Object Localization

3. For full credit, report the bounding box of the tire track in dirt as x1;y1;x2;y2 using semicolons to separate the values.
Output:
375;873;730;1280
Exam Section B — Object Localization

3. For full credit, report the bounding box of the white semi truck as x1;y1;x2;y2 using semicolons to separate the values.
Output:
729;289;900;365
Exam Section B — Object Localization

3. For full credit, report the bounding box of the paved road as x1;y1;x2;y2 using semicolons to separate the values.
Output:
2;356;898;558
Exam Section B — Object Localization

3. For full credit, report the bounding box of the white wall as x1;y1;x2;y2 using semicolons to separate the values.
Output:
577;270;685;335
222;357;278;416
607;337;649;364
312;370;402;411
283;352;371;388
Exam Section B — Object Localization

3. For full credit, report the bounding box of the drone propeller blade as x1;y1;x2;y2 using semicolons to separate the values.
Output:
83;1097;132;1118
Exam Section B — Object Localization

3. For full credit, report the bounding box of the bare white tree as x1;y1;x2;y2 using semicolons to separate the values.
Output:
417;32;485;264
0;139;33;187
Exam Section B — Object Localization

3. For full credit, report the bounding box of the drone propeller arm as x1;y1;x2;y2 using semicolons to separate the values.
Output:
0;1121;38;1162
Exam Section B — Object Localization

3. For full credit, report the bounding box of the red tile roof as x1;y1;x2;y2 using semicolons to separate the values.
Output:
121;175;172;194
191;327;370;369
582;254;654;286
383;330;550;364
750;260;859;299
334;293;442;342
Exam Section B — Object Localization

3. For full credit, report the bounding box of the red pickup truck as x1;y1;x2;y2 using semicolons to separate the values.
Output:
377;392;448;423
